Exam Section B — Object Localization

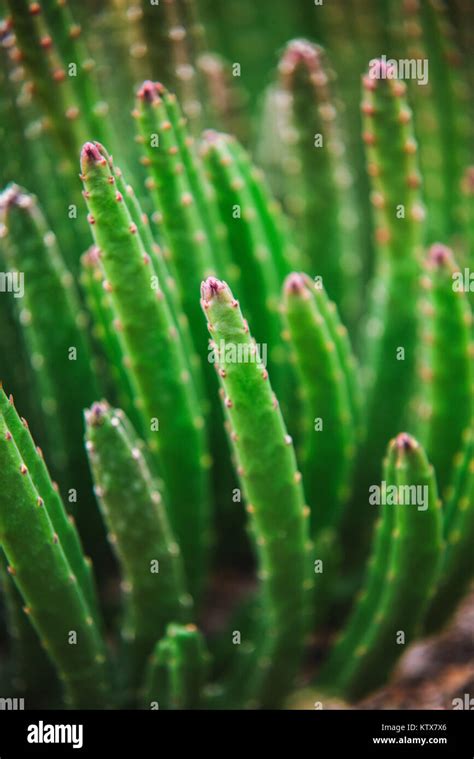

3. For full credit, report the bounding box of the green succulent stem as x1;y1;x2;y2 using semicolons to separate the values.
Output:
269;40;360;323
0;552;58;705
0;387;101;627
80;141;210;600
347;60;425;569
134;82;230;343
0;184;101;542
39;0;111;146
200;277;312;708
143;623;209;710
5;0;85;157
0;412;110;708
283;273;358;533
400;0;471;242
319;433;443;701
80;246;143;435
85;402;191;693
425;427;474;632
417;243;474;498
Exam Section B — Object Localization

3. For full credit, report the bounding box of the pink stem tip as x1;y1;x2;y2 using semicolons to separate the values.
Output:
394;432;416;452
81;142;103;164
85;401;109;427
200;277;227;303
284;272;307;295
137;80;164;103
428;243;452;267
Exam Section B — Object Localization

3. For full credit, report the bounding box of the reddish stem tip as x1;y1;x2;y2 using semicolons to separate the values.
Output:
279;39;326;85
201;277;227;303
281;39;321;66
0;183;21;212
365;58;397;89
81;142;103;164
137;80;164;104
202;129;221;144
428;242;452;267
395;432;416;452
86;401;109;427
284;272;307;295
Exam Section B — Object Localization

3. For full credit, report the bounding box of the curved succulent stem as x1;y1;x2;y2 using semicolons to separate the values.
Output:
200;277;312;708
0;412;110;708
143;623;209;709
347;60;425;569
85;402;191;694
200;130;302;432
262;40;361;323
6;0;113;158
425;427;474;633
0;387;101;628
0;184;101;546
417;243;474;498
134;82;237;531
80;142;210;600
101;146;205;405
137;0;209;131
319;433;443;701
398;0;471;242
134;82;229;334
200;133;281;364
283;273;358;533
80;246;144;435
0;551;58;705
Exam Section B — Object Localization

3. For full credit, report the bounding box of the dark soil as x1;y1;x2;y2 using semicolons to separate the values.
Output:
288;589;474;709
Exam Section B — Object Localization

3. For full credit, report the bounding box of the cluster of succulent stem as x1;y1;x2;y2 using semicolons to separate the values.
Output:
0;0;473;710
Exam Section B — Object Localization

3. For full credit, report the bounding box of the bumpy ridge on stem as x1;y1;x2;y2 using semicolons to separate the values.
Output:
97;143;205;405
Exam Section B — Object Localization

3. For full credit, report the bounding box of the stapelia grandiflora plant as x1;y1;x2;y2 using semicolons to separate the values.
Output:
0;0;473;710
